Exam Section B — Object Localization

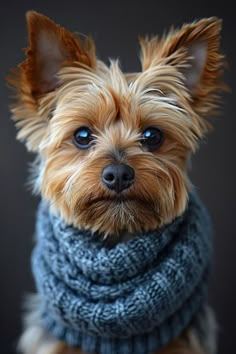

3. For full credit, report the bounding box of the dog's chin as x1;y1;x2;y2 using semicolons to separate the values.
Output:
73;195;162;240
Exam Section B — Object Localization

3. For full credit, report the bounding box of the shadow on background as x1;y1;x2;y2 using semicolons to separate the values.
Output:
0;1;235;353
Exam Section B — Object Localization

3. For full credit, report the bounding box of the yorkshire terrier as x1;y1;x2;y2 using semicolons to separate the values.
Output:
8;11;225;354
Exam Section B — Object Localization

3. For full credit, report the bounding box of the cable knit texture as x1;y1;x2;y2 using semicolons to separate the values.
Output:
32;192;213;354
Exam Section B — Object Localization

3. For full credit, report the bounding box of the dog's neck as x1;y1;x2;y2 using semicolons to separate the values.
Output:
102;230;139;246
31;191;213;354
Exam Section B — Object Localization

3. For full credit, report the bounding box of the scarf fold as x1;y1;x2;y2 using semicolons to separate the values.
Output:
32;192;213;354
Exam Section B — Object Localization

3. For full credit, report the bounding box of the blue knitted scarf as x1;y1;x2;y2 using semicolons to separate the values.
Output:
32;192;212;354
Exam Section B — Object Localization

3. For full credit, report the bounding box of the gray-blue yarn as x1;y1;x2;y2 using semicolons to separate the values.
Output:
32;192;213;354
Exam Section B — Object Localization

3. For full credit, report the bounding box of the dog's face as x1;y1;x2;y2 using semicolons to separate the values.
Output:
9;12;224;236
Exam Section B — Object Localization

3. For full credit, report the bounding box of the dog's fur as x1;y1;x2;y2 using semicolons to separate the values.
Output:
8;11;225;354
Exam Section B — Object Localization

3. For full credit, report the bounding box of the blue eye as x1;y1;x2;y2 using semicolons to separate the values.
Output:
73;127;94;149
141;127;164;151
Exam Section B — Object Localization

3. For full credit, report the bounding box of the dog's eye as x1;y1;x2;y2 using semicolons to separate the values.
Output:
141;127;164;151
73;127;94;149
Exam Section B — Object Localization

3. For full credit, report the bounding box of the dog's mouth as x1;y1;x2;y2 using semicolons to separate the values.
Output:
83;195;160;216
86;195;148;206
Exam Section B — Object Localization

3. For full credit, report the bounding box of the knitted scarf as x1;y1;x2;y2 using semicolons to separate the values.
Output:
32;192;212;354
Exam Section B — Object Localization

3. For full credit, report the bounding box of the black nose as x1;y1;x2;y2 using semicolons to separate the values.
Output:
102;164;135;193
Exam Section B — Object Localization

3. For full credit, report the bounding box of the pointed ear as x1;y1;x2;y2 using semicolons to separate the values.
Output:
21;11;96;95
140;18;225;113
8;12;96;152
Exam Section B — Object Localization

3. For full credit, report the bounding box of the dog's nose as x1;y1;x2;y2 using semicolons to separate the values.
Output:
102;164;135;193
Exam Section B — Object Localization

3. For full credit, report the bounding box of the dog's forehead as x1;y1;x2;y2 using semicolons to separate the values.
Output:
52;61;190;135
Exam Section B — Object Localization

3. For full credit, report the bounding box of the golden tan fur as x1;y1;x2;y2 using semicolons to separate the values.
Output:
9;11;225;354
18;326;204;354
51;335;203;354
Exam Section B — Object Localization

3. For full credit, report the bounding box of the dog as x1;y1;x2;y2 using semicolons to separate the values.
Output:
8;11;226;354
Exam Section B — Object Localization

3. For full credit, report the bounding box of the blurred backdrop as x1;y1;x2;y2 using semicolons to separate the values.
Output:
0;1;235;353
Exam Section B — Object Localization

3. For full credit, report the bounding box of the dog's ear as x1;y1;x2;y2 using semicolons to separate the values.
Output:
19;11;96;95
8;11;96;151
139;18;225;115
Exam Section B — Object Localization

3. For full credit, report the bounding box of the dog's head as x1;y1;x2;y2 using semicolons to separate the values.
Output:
8;12;225;236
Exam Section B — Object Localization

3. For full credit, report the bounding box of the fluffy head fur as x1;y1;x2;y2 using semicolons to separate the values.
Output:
8;12;225;236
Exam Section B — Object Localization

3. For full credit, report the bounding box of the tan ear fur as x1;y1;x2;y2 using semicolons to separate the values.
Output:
19;11;96;95
7;11;96;151
139;17;226;116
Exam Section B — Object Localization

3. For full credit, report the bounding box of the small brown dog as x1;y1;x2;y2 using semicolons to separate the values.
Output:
9;11;225;354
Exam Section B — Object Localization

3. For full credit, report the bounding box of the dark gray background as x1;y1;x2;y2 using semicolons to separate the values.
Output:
0;1;235;353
